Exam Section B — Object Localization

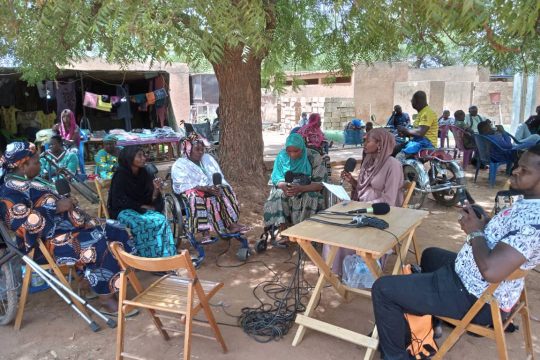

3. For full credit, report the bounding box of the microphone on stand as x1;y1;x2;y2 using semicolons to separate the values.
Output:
347;202;390;215
340;158;357;185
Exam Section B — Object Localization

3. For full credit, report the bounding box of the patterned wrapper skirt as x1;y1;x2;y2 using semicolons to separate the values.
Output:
117;209;176;258
263;188;323;227
184;185;240;234
47;221;135;295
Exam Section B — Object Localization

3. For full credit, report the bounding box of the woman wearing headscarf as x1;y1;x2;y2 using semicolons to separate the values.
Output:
0;141;135;315
297;113;328;153
108;146;176;258
53;109;80;148
171;133;248;244
327;128;404;275
94;134;121;180
263;133;326;245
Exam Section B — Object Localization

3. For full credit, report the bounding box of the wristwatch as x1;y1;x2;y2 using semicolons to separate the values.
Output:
465;231;485;245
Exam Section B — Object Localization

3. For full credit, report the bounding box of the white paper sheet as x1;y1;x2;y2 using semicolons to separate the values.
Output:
322;182;351;201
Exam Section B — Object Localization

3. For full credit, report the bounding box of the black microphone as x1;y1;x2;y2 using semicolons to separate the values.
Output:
347;202;390;215
212;172;222;186
145;163;159;178
284;171;295;186
340;157;357;185
55;178;71;198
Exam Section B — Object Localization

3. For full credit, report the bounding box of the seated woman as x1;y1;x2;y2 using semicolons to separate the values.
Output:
171;133;248;243
108;146;176;258
39;135;79;181
297;113;331;154
263;133;326;246
0;141;134;315
94;134;121;180
52;109;80;148
326;128;403;275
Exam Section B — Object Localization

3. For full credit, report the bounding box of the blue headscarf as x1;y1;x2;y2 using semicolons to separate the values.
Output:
270;133;312;185
351;119;364;128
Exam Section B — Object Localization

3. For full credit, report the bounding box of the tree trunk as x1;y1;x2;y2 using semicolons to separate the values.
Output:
213;49;266;185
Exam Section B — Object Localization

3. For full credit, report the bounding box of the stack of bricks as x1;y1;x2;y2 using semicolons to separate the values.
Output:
277;96;356;132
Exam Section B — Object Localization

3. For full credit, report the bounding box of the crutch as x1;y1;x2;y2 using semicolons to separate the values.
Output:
0;226;116;331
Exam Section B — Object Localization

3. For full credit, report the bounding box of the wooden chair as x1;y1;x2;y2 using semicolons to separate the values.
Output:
434;269;534;360
109;242;228;360
402;181;420;263
93;178;111;219
15;239;86;330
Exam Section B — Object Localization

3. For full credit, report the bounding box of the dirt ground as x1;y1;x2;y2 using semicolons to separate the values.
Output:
0;163;539;360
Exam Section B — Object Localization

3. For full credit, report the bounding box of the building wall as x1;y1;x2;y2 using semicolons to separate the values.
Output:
353;62;409;124
472;82;514;124
408;65;489;82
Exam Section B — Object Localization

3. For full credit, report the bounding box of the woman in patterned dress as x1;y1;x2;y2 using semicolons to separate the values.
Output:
94;134;121;180
263;133;327;245
171;133;248;243
0;141;134;314
108;146;176;258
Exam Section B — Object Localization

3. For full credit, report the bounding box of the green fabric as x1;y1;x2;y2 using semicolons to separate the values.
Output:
103;134;118;143
39;150;78;181
94;148;120;180
264;148;327;226
270;133;312;185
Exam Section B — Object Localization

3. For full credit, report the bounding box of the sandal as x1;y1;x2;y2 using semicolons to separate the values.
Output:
99;307;139;318
200;236;218;245
271;236;290;249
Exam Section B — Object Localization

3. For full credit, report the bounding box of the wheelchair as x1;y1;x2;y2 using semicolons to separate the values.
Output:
162;180;250;268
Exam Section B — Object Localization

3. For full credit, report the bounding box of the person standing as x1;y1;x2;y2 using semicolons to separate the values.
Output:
298;112;309;127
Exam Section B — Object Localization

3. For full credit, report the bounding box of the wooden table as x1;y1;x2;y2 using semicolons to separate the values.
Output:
281;201;428;360
85;137;180;163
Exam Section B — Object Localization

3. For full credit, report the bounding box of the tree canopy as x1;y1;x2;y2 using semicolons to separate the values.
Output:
1;1;539;180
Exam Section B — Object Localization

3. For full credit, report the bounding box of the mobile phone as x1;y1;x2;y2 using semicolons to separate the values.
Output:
463;204;486;219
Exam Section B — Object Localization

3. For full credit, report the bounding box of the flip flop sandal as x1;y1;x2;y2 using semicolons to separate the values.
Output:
99;307;139;318
78;287;99;301
271;237;290;249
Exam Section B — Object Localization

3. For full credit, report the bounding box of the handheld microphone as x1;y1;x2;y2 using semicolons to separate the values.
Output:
340;158;357;185
212;172;223;186
145;163;159;178
284;171;295;187
55;178;71;198
347;202;390;215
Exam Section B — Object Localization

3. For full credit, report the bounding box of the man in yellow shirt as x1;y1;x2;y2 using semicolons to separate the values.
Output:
396;91;438;161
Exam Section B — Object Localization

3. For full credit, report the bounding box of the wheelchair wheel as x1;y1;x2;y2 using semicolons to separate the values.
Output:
163;193;184;247
0;248;19;326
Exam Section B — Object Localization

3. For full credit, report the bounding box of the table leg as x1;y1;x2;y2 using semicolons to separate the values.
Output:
292;242;339;346
391;227;417;276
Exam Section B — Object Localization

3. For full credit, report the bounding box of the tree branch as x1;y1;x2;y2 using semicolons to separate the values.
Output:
483;23;520;53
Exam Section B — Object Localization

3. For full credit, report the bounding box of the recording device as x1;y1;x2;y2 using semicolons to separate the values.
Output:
350;215;389;229
285;171;294;188
347;202;390;215
340;158;357;185
212;172;223;186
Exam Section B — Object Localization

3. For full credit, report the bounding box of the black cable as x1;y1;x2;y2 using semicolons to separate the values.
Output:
238;248;316;343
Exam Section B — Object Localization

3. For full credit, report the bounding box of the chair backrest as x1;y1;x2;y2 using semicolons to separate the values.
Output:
473;134;492;164
402;181;416;208
110;242;195;276
190;122;214;142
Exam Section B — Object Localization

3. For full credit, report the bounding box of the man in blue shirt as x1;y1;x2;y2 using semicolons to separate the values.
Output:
386;105;410;128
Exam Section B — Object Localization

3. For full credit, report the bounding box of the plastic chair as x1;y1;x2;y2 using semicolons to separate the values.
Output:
473;134;514;187
448;126;474;170
434;269;534;360
109;242;228;360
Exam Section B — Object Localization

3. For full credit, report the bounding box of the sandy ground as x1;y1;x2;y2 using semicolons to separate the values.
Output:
1;157;539;360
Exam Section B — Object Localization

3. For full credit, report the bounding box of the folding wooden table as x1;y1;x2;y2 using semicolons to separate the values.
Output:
281;201;428;360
